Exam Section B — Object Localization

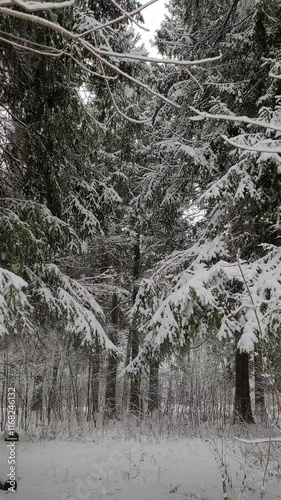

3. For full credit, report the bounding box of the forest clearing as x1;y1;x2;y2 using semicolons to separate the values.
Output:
1;424;281;499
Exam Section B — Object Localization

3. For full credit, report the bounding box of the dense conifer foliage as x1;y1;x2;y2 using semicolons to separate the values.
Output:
0;0;281;427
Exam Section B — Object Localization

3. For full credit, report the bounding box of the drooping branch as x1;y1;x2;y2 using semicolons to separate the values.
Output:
189;106;281;133
220;135;281;153
0;1;222;116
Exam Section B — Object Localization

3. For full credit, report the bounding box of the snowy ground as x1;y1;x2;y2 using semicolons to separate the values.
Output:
0;431;280;499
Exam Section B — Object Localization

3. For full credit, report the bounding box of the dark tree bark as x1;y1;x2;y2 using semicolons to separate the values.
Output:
68;358;80;425
31;374;43;412
86;348;100;424
91;352;100;419
105;293;119;417
254;349;266;417
47;353;60;425
129;236;141;414
233;349;254;423
148;361;159;414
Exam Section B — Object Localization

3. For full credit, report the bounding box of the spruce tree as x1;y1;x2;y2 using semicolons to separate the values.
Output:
128;0;281;423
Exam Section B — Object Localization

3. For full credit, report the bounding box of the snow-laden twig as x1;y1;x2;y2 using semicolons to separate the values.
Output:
209;437;230;499
109;0;149;31
189;106;281;133
0;33;65;57
0;29;62;52
221;134;281;153
269;72;281;80
0;5;221;110
0;4;221;69
80;0;160;36
0;31;117;80
1;0;74;11
97;46;152;124
85;41;182;109
233;436;281;444
93;47;223;66
0;5;76;38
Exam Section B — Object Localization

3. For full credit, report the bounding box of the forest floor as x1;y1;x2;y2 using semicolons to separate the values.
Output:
0;425;280;500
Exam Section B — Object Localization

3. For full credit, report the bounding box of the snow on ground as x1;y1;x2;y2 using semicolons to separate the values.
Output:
0;433;280;499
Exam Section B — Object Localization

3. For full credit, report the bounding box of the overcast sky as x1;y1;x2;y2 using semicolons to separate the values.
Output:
136;0;167;55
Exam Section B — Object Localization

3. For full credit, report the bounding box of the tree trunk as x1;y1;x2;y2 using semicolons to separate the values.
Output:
129;236;141;414
105;293;118;417
87;355;91;422
47;352;60;425
31;374;43;412
122;338;131;412
148;361;159;414
90;352;100;420
233;349;254;423
254;349;266;418
68;358;80;425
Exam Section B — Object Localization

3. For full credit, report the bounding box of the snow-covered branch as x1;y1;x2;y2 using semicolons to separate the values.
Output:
269;72;281;81
89;43;182;109
0;5;222;68
189;107;281;133
221;134;281;153
108;0;149;32
99;58;152;124
0;3;222;111
93;47;222;67
0;0;74;10
80;0;159;36
0;267;30;335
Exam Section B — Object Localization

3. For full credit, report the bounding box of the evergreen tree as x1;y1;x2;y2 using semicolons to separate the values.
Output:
128;0;281;423
0;0;138;348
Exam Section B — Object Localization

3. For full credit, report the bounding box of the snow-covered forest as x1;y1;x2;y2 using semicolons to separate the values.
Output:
0;0;281;498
